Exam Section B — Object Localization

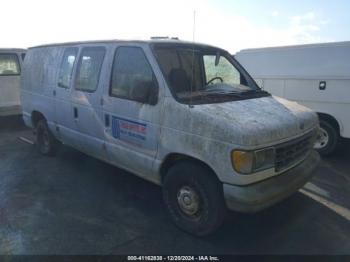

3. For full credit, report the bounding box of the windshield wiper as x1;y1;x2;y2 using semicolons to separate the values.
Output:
181;88;269;104
199;89;247;97
201;87;242;93
241;89;269;95
197;88;270;99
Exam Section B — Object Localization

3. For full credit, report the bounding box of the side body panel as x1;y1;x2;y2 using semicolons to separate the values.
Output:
53;46;83;149
21;47;58;131
69;44;110;160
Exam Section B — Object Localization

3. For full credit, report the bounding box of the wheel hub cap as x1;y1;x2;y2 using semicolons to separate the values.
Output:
314;127;329;149
177;186;200;216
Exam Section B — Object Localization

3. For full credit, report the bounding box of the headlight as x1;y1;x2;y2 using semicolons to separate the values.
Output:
231;148;275;174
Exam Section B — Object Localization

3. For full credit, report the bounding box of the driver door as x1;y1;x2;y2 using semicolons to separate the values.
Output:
103;45;161;179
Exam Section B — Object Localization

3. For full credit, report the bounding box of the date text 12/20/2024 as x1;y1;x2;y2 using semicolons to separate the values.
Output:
127;256;219;261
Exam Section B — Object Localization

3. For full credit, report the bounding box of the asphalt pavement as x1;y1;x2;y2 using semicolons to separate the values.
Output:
0;116;349;255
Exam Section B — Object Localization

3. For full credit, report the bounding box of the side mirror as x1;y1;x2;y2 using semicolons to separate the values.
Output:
131;80;158;105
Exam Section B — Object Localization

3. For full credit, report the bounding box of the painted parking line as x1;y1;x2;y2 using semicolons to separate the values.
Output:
300;187;350;221
18;137;34;145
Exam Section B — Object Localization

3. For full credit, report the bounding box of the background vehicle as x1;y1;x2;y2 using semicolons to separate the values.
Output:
21;40;319;236
235;41;350;155
0;48;26;116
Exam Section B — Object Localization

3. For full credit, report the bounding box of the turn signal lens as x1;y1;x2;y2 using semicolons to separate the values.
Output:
231;148;275;174
232;150;254;174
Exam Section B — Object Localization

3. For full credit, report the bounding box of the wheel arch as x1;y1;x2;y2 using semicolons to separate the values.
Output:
317;112;340;134
31;110;46;127
159;153;218;184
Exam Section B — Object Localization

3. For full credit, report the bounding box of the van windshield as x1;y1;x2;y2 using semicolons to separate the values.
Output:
152;44;269;104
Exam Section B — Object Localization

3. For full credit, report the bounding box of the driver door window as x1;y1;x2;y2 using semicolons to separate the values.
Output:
203;55;240;85
110;46;158;103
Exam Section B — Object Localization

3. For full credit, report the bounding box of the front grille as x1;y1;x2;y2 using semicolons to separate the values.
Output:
275;130;316;172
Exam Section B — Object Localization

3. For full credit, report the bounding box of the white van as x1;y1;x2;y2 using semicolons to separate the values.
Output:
235;42;350;155
0;48;26;116
21;40;320;236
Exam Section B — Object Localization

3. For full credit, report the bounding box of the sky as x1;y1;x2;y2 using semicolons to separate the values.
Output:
1;0;349;53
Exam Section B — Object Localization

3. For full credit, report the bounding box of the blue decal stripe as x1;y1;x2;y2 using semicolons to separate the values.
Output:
111;117;121;139
111;118;115;137
110;115;146;143
111;117;117;138
116;119;120;138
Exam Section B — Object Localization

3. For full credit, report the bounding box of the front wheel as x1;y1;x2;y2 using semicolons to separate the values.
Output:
314;120;339;156
162;161;226;236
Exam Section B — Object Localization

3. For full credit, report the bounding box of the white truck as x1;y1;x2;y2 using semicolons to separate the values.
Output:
0;49;26;116
235;41;350;155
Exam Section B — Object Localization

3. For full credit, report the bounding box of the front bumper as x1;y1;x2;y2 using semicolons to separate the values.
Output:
223;150;320;212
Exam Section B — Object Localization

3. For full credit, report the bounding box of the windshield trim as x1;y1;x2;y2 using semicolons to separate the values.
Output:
150;43;267;105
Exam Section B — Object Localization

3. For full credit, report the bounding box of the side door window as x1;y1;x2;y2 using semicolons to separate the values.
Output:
58;48;78;88
110;46;158;104
75;47;106;92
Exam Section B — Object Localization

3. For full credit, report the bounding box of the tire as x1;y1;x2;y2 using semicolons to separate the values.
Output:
314;119;339;156
35;119;59;156
162;161;226;236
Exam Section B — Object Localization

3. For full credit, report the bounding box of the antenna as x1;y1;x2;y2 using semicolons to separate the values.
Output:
192;10;196;43
189;10;196;108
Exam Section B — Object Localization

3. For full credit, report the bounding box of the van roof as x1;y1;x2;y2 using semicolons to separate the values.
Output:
0;48;27;52
235;41;350;54
28;39;224;51
235;41;350;79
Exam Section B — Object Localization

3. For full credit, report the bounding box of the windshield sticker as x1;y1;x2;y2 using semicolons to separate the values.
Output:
111;116;147;145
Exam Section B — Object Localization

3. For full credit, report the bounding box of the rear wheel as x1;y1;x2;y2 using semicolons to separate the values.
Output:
36;119;59;156
162;161;226;236
314;119;339;156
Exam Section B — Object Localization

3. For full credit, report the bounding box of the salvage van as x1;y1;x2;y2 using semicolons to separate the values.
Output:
0;48;26;116
21;39;320;236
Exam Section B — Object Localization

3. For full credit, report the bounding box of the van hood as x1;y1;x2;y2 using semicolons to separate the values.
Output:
189;96;318;147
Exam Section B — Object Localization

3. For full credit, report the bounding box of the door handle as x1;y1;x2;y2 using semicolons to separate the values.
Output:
74;107;78;119
319;81;326;90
